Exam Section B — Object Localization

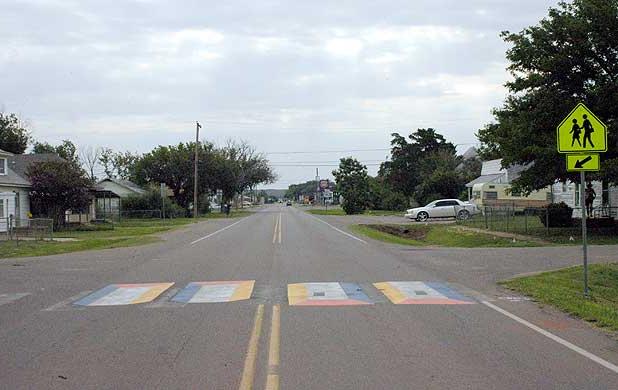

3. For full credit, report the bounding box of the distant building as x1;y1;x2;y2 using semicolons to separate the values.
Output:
95;178;146;215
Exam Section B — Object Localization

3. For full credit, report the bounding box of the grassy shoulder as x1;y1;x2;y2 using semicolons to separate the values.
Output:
0;236;161;259
500;264;618;331
0;210;252;259
306;208;404;216
350;224;543;248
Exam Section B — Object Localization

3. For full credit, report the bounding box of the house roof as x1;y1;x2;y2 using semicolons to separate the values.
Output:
97;178;146;195
466;173;505;187
0;153;64;188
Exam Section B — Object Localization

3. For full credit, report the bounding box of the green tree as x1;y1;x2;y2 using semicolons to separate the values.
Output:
32;140;79;166
333;157;369;214
0;113;30;154
477;0;618;192
380;128;457;199
285;180;318;200
367;176;408;211
27;160;93;228
97;148;139;180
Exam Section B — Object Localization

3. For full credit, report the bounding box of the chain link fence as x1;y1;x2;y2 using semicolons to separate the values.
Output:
1;217;54;241
457;205;618;238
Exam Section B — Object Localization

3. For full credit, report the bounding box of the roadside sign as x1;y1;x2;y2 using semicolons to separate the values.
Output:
566;153;600;172
556;103;607;153
319;179;329;190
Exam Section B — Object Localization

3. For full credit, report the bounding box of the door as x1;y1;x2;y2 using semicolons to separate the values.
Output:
432;201;453;217
0;192;15;233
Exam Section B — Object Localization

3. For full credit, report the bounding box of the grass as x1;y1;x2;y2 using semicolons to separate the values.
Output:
500;264;618;331
460;213;618;245
0;236;161;259
306;208;404;216
0;210;252;259
350;224;542;248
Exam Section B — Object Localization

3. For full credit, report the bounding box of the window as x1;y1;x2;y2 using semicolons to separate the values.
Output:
484;191;498;200
0;158;6;175
434;201;448;207
0;199;4;218
472;191;481;199
488;185;495;189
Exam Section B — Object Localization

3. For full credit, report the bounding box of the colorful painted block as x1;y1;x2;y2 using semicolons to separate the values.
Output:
172;280;255;303
288;282;373;306
374;281;475;305
73;283;174;306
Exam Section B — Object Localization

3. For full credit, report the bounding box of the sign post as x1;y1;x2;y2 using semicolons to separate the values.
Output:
557;102;607;297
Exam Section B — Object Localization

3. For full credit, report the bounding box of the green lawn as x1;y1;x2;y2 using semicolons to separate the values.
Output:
501;264;618;331
306;208;404;216
0;211;252;259
0;236;161;259
350;224;542;248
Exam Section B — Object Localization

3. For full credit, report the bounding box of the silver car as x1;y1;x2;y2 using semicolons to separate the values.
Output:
405;199;479;221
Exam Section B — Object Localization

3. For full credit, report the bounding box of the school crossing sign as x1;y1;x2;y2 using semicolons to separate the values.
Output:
556;103;607;153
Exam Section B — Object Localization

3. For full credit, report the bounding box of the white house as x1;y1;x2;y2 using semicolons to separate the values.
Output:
95;178;146;215
0;148;63;232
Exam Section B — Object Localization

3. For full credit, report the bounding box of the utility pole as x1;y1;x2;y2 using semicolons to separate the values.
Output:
194;121;202;219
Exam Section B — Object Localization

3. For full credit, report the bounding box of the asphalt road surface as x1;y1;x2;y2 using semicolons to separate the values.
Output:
1;205;617;389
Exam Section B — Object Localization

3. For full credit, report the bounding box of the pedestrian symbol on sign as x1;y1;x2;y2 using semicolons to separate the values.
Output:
557;103;607;153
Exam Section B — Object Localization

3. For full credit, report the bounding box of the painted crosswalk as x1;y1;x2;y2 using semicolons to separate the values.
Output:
288;282;373;306
374;281;476;305
73;283;174;306
172;280;255;303
39;280;477;310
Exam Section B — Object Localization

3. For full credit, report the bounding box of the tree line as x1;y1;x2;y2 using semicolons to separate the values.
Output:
0;117;275;226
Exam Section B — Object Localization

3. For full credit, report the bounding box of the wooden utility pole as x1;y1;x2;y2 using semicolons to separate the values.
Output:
194;121;201;219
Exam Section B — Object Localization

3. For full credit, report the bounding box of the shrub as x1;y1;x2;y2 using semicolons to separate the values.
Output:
539;202;573;227
122;188;185;217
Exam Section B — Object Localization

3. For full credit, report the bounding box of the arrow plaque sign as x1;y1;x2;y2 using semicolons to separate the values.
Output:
566;153;600;172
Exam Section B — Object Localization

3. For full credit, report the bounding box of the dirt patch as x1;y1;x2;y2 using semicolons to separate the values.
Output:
366;224;430;240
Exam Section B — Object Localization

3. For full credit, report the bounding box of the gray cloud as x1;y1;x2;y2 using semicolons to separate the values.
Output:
1;0;557;185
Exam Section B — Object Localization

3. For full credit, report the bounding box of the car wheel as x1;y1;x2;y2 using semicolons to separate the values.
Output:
416;212;429;222
457;210;470;220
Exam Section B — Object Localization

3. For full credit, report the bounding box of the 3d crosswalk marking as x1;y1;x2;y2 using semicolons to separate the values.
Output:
172;280;255;303
73;283;174;306
288;282;373;306
374;281;475;305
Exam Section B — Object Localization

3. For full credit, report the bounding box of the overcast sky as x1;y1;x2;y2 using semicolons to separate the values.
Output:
1;0;557;187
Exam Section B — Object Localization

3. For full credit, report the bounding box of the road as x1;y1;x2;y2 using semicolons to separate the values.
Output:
1;204;617;389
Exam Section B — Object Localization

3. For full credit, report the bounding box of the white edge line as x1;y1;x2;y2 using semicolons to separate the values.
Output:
306;212;367;244
190;218;247;245
482;300;618;374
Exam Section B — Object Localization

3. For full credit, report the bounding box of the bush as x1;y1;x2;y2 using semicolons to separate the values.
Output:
539;202;573;227
342;195;367;214
122;188;185;217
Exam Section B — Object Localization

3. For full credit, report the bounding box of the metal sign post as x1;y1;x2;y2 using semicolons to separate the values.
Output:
580;171;588;296
557;102;606;297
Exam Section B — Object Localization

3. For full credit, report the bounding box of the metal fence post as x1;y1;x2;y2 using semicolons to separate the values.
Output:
546;206;550;235
484;207;488;229
524;208;528;234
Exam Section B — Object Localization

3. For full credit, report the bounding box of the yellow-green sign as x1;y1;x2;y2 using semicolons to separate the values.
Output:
556;103;607;153
566;153;600;172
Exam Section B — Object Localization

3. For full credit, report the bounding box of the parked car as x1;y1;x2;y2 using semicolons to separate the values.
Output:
405;199;479;221
286;200;292;206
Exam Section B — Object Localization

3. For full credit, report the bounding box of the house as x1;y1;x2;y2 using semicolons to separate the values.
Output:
467;157;618;216
0;148;65;231
466;159;551;209
95;178;146;216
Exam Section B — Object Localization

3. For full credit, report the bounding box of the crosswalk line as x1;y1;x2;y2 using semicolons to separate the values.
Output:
73;283;174;306
287;282;373;306
374;281;476;305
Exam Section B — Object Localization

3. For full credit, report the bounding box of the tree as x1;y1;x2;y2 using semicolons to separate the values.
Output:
27;160;93;228
79;146;103;181
333;157;369;214
477;0;618;193
97;148;139;180
380;128;457;199
285;180;318;200
32;140;79;166
367;176;408;211
0;113;30;154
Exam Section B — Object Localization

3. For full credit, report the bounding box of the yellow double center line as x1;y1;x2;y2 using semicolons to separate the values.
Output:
238;304;281;390
272;213;282;244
